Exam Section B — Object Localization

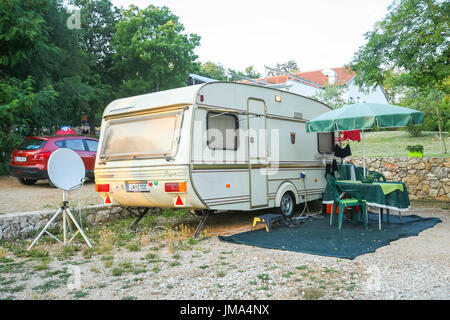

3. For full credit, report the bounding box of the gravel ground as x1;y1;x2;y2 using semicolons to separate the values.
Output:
0;202;448;300
0;176;102;214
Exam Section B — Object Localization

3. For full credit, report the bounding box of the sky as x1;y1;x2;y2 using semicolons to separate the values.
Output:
111;0;394;75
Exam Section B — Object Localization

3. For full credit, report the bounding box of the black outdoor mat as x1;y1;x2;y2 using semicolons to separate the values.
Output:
218;213;442;260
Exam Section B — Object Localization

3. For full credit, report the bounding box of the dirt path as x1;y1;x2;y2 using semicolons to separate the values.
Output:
0;176;102;214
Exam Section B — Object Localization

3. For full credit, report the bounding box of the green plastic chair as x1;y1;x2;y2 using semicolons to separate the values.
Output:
368;171;387;182
327;174;368;230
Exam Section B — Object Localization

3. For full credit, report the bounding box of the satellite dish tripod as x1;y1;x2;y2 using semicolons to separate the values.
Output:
28;190;92;250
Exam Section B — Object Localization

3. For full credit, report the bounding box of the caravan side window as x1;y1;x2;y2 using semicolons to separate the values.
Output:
317;132;334;153
207;112;238;150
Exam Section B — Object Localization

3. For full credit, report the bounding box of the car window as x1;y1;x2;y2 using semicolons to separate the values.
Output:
55;141;65;148
85;140;98;152
65;139;85;151
18;139;46;150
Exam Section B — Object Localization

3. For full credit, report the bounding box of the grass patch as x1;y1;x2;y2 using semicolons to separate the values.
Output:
32;279;67;293
151;265;160;273
126;242;141;252
33;260;50;271
216;270;226;278
302;287;325;300
112;268;124;277
349;130;449;158
0;257;14;264
71;290;89;299
282;271;295;279
324;267;340;274
296;265;308;271
132;267;147;275
257;273;270;282
169;261;181;267
57;245;79;260
0;284;25;293
98;229;115;253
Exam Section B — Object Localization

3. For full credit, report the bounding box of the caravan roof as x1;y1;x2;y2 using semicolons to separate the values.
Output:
103;82;331;117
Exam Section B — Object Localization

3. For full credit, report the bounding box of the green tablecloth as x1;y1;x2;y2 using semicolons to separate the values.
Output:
339;181;404;195
373;182;404;194
323;180;411;211
337;164;365;180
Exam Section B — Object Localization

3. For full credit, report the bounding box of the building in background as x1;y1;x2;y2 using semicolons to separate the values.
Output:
242;67;388;104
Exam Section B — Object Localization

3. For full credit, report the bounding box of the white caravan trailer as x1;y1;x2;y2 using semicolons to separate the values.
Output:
94;82;334;220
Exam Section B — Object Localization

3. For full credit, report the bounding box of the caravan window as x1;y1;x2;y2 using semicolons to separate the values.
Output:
100;112;183;160
317;132;334;153
207;112;238;150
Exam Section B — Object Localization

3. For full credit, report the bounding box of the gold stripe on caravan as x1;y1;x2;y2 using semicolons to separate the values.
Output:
192;164;249;170
192;163;324;170
104;104;189;120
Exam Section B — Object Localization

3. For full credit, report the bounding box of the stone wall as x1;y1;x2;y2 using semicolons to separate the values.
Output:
351;157;450;201
0;205;160;241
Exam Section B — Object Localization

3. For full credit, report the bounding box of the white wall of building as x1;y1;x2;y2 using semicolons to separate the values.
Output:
268;78;388;104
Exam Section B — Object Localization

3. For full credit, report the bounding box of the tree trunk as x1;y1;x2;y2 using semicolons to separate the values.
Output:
436;105;447;154
88;114;96;137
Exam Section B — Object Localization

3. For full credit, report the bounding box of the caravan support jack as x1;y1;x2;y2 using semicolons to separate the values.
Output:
194;211;209;238
130;208;149;231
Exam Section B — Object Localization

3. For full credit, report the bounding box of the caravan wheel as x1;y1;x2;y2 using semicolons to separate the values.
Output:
278;192;295;217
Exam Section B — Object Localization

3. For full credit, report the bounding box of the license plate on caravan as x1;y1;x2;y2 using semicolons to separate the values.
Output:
126;182;150;192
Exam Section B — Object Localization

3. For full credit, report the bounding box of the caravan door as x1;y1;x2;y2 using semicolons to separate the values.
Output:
247;98;268;208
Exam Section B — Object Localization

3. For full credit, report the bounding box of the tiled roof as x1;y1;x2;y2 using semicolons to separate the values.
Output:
242;67;355;87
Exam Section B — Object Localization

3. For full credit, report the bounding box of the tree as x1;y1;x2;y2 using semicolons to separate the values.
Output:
227;66;262;81
73;0;120;78
0;0;104;173
267;60;300;76
111;5;200;97
72;0;120;133
198;61;228;80
312;84;349;109
400;87;448;152
350;0;449;153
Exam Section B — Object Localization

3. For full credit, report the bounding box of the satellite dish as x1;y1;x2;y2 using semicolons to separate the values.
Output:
28;147;92;250
321;69;338;85
48;148;85;191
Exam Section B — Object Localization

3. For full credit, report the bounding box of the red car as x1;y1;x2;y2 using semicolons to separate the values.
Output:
9;135;99;186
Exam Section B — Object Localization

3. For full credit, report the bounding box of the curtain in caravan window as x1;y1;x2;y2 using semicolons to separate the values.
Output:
101;112;182;160
318;132;334;153
207;112;238;150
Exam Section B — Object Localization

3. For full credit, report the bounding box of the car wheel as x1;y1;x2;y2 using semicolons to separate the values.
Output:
278;192;295;217
17;178;37;185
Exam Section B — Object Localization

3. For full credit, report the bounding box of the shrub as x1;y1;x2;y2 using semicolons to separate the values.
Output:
406;145;424;153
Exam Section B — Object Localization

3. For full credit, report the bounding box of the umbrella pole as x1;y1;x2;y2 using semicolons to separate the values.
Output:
362;129;366;178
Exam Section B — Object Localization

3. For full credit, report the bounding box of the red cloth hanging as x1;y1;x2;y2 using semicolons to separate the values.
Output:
342;130;361;142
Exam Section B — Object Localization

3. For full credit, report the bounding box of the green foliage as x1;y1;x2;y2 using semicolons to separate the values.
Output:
349;0;449;154
400;88;449;133
406;144;424;153
406;122;423;137
312;84;349;109
350;0;449;92
198;61;228;80
0;0;203;172
197;61;262;81
228;65;262;81
267;60;300;76
111;5;200;97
